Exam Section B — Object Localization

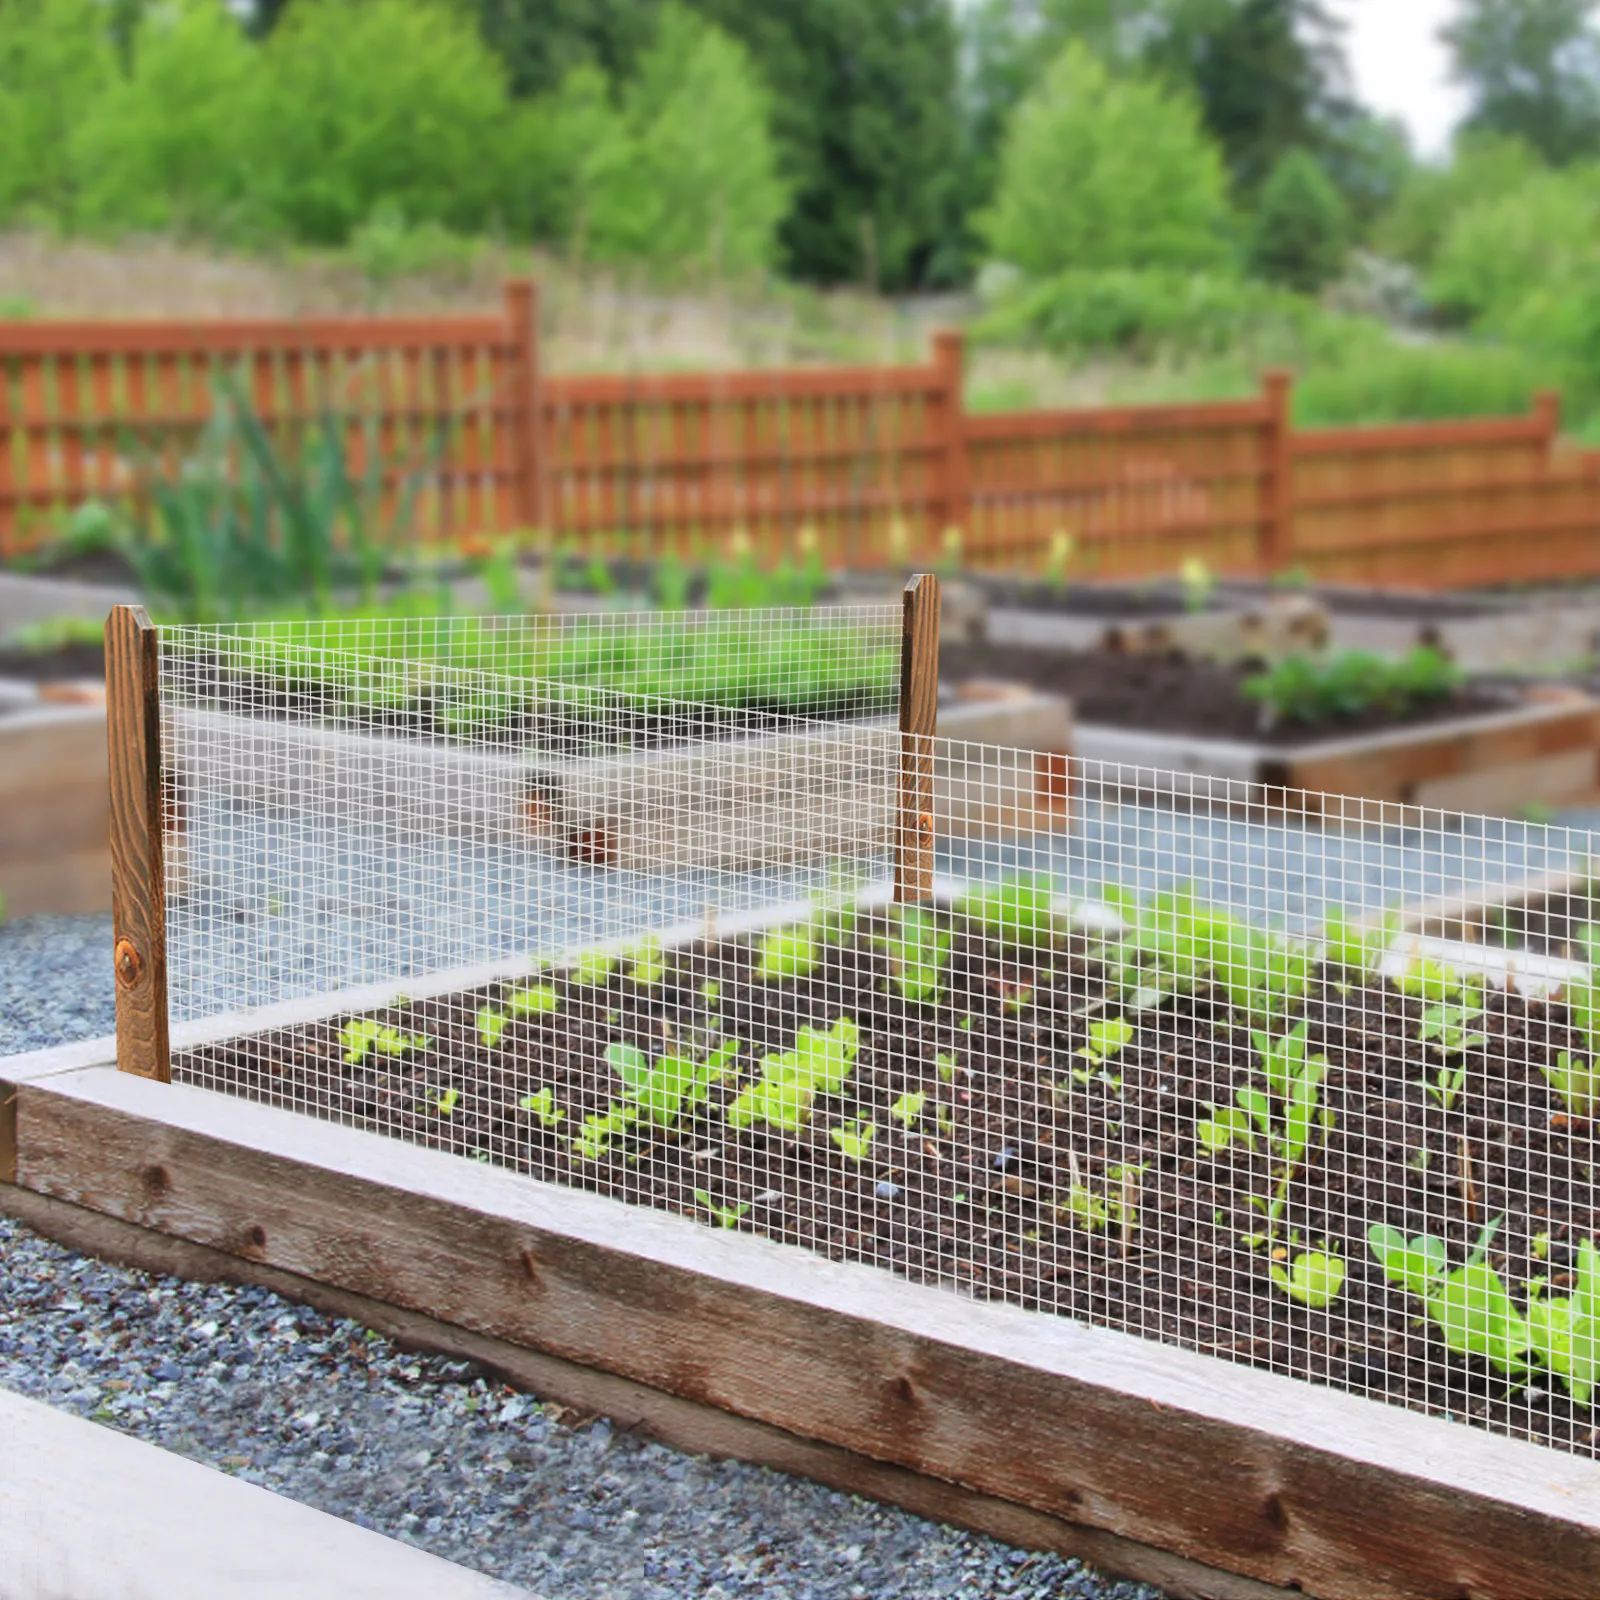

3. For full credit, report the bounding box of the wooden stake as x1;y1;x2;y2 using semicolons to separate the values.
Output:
895;572;940;905
105;604;170;1082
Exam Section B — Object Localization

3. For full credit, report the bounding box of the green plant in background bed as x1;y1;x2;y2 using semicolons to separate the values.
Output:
340;1017;429;1066
1097;885;1236;1011
957;874;1060;952
875;907;953;1003
1213;915;1314;1028
1243;647;1463;730
118;374;446;622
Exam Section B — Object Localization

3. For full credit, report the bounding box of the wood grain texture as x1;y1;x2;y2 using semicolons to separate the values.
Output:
503;279;545;529
896;572;941;904
0;1179;1291;1600
16;1066;1600;1600
1260;371;1294;571
104;605;169;1082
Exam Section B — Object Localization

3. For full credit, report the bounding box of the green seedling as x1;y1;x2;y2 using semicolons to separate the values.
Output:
830;1119;877;1162
890;1091;927;1127
1397;957;1479;1007
875;907;953;1003
572;948;617;986
571;1102;639;1163
726;1017;860;1135
1098;885;1237;1011
1543;1052;1600;1120
1077;1015;1133;1066
693;1189;751;1229
1270;1248;1345;1309
756;924;819;982
1320;907;1399;979
1526;1239;1600;1407
935;1052;958;1083
518;1088;565;1128
627;938;667;987
605;1038;742;1130
1368;1223;1450;1300
1245;647;1462;729
509;984;560;1017
477;1006;510;1049
340;1017;429;1067
700;981;721;1003
1426;1059;1472;1113
432;1087;459;1116
958;874;1059;952
1060;1162;1145;1235
1418;998;1487;1056
1214;917;1314;1028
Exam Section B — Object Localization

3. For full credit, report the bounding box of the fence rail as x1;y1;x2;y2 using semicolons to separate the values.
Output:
4;279;1596;588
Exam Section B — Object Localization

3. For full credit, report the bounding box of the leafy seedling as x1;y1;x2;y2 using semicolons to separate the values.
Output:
518;1088;565;1128
340;1017;429;1067
606;1038;742;1130
1270;1249;1345;1309
627;938;667;987
1397;957;1478;1006
478;985;557;1049
830;1119;877;1162
890;1091;927;1127
432;1088;459;1116
1078;1015;1133;1066
571;948;617;986
1542;1052;1600;1120
1098;886;1236;1011
726;1017;861;1135
876;907;953;1003
571;1103;639;1163
693;1190;751;1229
1526;1239;1600;1407
1060;1162;1145;1235
477;1006;511;1049
958;874;1059;952
935;1052;959;1083
1214;917;1314;1028
756;924;820;983
1320;907;1399;979
1368;1223;1450;1300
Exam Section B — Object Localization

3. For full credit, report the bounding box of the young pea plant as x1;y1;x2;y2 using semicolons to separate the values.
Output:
1197;1022;1333;1247
693;1189;751;1229
340;1017;429;1067
725;1016;860;1135
874;907;953;1004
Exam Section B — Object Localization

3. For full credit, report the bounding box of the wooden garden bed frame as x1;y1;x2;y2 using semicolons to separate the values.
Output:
22;590;1592;1598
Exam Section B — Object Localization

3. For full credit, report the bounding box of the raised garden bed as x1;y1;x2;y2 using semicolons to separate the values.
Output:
943;642;1600;815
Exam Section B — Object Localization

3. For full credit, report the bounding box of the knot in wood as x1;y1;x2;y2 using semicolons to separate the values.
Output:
114;938;144;989
917;812;933;840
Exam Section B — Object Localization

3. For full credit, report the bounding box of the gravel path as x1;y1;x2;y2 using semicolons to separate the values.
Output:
1;915;1161;1600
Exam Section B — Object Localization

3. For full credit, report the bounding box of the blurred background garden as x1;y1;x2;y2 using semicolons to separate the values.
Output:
1;0;1600;432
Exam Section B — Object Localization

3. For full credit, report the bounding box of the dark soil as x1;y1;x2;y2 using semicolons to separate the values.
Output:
0;641;106;682
179;918;1600;1457
980;579;1228;617
5;547;142;588
1472;892;1600;959
941;642;1513;743
1218;581;1505;622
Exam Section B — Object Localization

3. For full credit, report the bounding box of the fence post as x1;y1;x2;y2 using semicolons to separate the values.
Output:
1260;369;1294;573
933;331;969;556
1535;390;1563;452
105;604;170;1082
504;279;546;533
895;572;940;906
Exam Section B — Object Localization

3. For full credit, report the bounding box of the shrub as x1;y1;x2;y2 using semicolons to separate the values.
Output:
980;41;1232;277
0;0;113;222
1247;149;1349;295
74;0;261;235
247;0;512;244
1296;339;1553;426
1243;648;1464;729
1373;133;1539;271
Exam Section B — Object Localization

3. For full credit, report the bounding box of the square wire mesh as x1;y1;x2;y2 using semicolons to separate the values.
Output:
162;616;1600;1463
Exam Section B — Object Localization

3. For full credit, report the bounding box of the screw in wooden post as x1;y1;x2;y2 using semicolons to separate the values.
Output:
105;604;171;1082
895;573;941;905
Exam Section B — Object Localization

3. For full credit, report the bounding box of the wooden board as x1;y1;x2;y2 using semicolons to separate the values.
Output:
896;572;940;903
13;1064;1600;1600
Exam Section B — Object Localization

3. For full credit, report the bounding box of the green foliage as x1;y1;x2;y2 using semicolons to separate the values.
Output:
340;1017;428;1066
725;1016;859;1135
982;42;1231;278
466;0;654;100
1270;1248;1345;1309
519;1087;565;1127
571;1101;639;1162
249;0;513;244
1373;134;1540;271
693;1188;750;1227
890;1091;927;1127
829;1119;876;1162
1212;917;1314;1028
1059;1160;1145;1235
1097;885;1237;1011
0;0;112;222
116;377;439;622
1077;1015;1133;1068
1242;648;1463;728
875;907;953;1004
73;0;259;234
1247;148;1348;293
1542;1050;1600;1119
1319;906;1397;977
958;874;1059;952
477;984;559;1049
606;1037;741;1129
691;0;962;288
1295;339;1552;427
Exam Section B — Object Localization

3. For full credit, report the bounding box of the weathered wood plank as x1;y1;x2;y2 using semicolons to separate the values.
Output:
14;1066;1600;1600
0;1179;1291;1600
896;572;940;904
104;604;169;1081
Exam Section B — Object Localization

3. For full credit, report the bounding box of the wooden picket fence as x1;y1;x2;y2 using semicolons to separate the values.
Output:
3;278;1596;589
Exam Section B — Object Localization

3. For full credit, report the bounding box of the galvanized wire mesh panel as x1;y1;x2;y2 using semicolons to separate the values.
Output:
163;629;1600;1462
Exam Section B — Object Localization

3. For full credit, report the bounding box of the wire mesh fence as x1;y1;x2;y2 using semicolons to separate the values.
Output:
152;608;1600;1465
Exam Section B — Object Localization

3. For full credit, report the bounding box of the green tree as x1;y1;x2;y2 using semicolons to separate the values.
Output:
247;0;512;243
75;0;262;234
503;63;629;248
1373;133;1542;269
1247;147;1349;291
467;0;654;98
981;41;1232;276
1443;0;1600;165
686;0;962;288
0;0;113;221
586;5;787;278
